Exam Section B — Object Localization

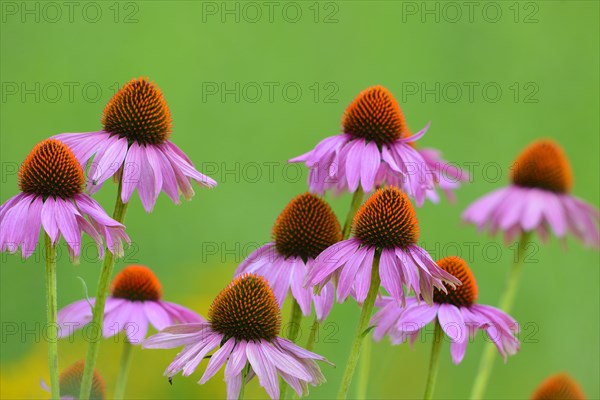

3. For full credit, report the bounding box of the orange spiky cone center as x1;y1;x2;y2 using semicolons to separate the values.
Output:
531;373;586;400
353;186;420;249
273;193;342;260
59;360;105;400
209;274;281;341
433;256;477;307
18;139;84;199
111;265;162;302
342;85;409;146
511;140;573;193
102;77;172;145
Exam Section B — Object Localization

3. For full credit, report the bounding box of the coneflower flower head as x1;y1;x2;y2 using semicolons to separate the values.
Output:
290;86;435;205
54;77;216;213
209;274;281;342
235;193;340;320
307;186;460;305
463;139;599;246
372;256;519;364
531;373;586;400
58;265;202;343
342;85;409;146
0;139;128;259
273;193;342;261
102;78;172;145
143;274;330;400
41;360;105;400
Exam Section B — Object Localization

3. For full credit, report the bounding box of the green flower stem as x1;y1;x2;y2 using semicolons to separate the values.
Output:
336;252;381;399
280;299;304;399
305;317;320;352
355;332;371;399
113;339;134;400
423;319;444;400
45;233;60;400
79;182;129;400
470;232;532;399
239;363;249;400
342;188;364;240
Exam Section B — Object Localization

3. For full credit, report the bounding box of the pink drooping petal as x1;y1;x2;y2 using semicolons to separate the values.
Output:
54;198;83;257
312;281;334;321
125;303;150;344
379;247;405;305
246;341;280;399
336;244;368;302
396;303;439;332
224;340;249;400
142;322;212;349
289;259;312;316
103;301;134;338
121;142;142;203
353;246;376;303
87;134;128;194
40;196;59;244
462;187;511;230
437;304;467;344
144;301;172;331
161;302;204;324
53;131;109;166
199;337;236;384
20;196;43;258
181;333;223;377
307;239;359;288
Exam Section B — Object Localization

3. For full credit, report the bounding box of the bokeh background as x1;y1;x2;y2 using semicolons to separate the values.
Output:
1;1;598;399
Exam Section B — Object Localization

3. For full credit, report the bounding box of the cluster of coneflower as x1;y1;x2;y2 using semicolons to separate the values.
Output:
1;79;597;400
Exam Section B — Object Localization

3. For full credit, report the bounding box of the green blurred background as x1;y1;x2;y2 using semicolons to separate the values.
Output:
1;1;598;399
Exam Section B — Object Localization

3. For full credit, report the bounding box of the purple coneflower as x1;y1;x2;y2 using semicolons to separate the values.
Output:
58;265;202;344
531;373;586;400
41;360;105;400
289;86;435;206
143;274;330;400
463;139;599;247
419;147;469;203
372;256;520;365
306;186;461;306
235;193;340;321
54;77;216;213
0;139;128;259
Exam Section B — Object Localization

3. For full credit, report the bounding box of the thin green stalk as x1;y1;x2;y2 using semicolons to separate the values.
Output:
342;188;364;240
355;332;371;399
113;340;134;400
45;233;60;400
423;319;444;400
281;299;304;399
305;317;320;352
470;232;531;399
79;182;128;400
239;363;249;400
336;252;381;399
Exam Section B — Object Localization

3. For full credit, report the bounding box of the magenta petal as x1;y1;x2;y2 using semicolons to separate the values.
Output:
125;303;149;344
40;196;59;244
345;139;364;192
360;140;380;191
144;301;172;331
246;341;280;399
54;199;82;256
121;142;142;203
437;304;467;343
290;260;312;316
379;248;405;305
199;337;236;384
353;246;376;303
